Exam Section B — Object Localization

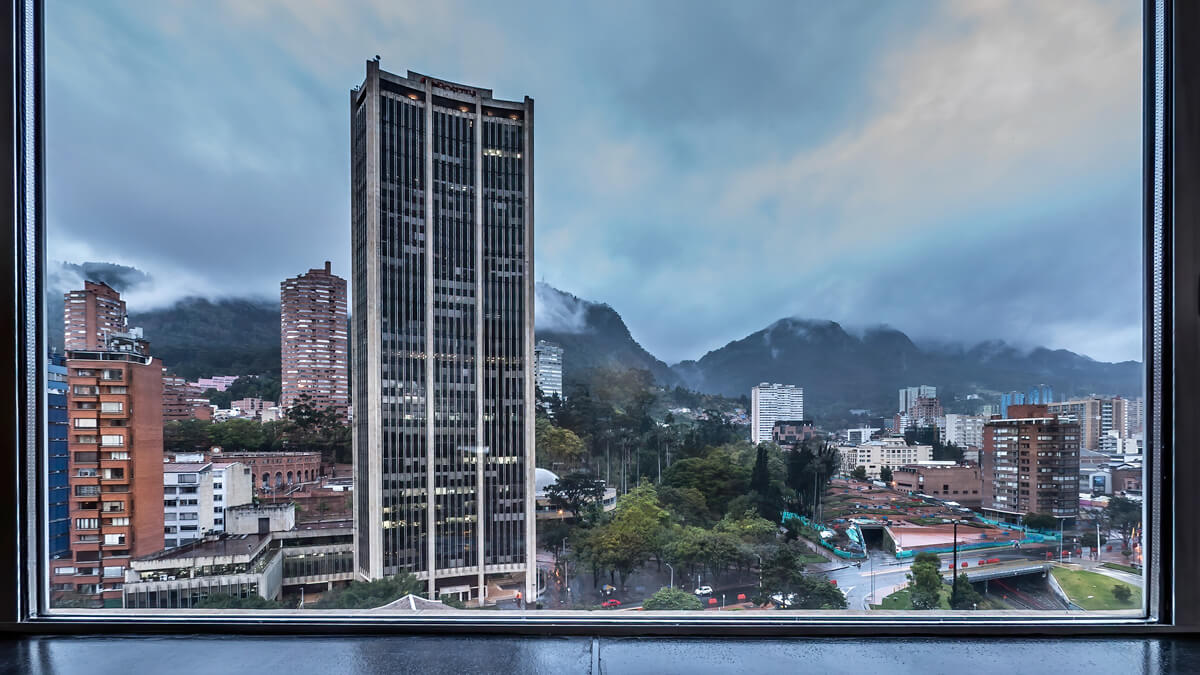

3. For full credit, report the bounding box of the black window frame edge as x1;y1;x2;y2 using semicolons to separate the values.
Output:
0;0;1192;637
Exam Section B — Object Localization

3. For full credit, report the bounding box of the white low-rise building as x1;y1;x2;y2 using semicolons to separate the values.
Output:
839;437;933;478
163;461;254;548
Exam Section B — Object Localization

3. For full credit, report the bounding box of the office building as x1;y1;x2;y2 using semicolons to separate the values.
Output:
163;461;254;548
281;261;350;419
845;427;879;445
533;340;563;403
751;383;804;444
63;281;127;351
351;62;536;603
190;375;240;392
1028;384;1054;405
230;397;276;419
48;352;70;560
1126;397;1145;436
52;303;165;608
980;404;1080;526
898;385;936;415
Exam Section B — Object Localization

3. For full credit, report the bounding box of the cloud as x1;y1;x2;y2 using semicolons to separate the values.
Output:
43;0;1143;364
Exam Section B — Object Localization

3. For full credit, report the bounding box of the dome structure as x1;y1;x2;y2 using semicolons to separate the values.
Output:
534;468;560;497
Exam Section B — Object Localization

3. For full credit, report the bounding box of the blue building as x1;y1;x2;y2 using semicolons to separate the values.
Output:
999;391;1026;418
47;352;69;560
1027;384;1054;405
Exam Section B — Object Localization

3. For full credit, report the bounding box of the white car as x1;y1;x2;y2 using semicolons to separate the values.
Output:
693;585;713;596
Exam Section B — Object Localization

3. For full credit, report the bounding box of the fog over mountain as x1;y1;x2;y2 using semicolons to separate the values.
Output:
47;264;1139;418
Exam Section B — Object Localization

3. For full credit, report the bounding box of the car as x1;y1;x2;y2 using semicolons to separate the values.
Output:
601;599;621;608
693;585;713;596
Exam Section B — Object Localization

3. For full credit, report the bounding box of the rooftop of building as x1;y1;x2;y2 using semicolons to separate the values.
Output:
163;463;210;473
134;533;269;563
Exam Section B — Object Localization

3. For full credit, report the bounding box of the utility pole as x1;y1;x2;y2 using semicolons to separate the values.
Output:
952;519;959;607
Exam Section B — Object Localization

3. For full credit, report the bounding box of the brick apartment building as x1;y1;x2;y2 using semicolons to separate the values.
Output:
280;261;349;419
162;373;212;422
771;420;815;449
63;280;126;351
981;404;1081;527
51;331;165;607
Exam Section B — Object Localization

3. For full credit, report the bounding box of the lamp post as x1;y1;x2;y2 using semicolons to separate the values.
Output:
754;553;762;591
665;562;674;590
951;519;960;607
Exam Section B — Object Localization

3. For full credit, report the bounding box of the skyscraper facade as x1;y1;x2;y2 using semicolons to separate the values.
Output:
751;383;804;444
533;340;563;402
351;61;535;604
280;261;349;418
63;280;127;351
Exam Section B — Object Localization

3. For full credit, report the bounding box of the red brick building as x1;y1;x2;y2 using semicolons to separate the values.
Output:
63;280;127;351
892;464;984;508
280;262;348;419
162;373;211;422
52;337;165;607
214;451;323;492
981;404;1081;527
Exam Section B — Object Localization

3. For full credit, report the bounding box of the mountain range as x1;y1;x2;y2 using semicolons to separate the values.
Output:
47;263;1142;418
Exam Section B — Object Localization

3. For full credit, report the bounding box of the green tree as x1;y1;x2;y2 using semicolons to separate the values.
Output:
163;418;213;453
907;553;944;610
536;417;587;469
583;482;671;590
851;466;868;481
880;466;893;483
1023;512;1058;532
313;574;425;608
760;544;847;610
209;418;266;451
642;586;703;610
1112;583;1133;603
950;573;982;610
544;472;606;520
658;486;710;528
193;593;285;609
1104;495;1142;550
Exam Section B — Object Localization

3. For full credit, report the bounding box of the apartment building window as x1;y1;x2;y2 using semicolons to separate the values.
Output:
72;418;97;429
101;370;123;381
102;534;125;546
73;485;99;497
74;519;98;531
99;401;122;413
100;435;124;447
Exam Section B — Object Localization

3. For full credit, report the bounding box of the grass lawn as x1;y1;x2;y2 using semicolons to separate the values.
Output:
1101;562;1142;575
873;585;951;610
1051;567;1142;610
798;553;828;564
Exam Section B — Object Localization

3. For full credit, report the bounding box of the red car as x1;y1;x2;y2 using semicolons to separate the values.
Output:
601;599;622;609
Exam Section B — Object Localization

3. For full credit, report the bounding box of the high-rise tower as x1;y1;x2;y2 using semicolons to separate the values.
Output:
350;61;535;604
280;261;349;419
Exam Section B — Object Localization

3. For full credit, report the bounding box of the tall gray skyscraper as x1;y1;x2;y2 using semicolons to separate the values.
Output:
350;60;536;605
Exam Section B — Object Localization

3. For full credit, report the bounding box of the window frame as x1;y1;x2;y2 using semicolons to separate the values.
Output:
0;0;1191;635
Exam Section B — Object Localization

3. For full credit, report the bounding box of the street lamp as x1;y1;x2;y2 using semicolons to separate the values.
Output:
754;553;762;590
1059;518;1064;561
665;562;674;590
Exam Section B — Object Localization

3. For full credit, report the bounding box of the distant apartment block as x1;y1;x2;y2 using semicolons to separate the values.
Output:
1047;397;1127;452
63;280;127;351
751;383;805;444
943;414;985;449
162;373;212;422
230;397;276;419
771;420;815;449
280;261;349;419
898;385;936;414
190;375;240;392
845;427;879;445
1126;397;1145;436
981;404;1080;526
534;340;564;402
838;437;932;478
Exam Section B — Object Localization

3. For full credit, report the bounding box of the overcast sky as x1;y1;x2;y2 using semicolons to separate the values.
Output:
45;0;1142;364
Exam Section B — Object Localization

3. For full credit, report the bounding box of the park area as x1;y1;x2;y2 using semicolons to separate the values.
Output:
1050;567;1142;610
